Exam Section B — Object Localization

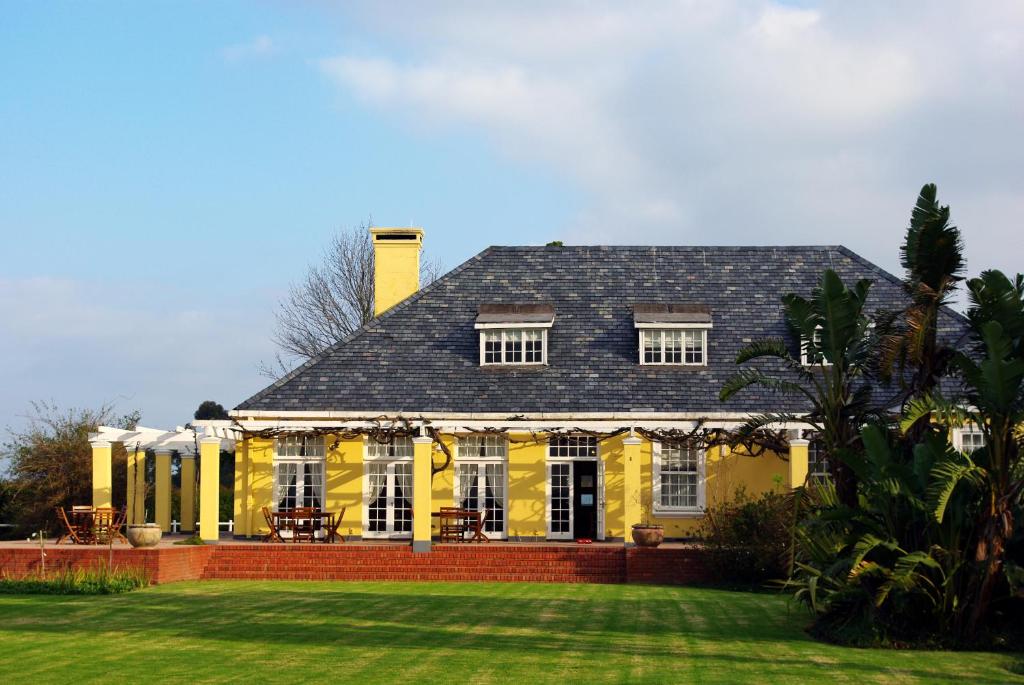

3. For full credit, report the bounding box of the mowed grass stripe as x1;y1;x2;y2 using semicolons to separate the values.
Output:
0;581;1020;684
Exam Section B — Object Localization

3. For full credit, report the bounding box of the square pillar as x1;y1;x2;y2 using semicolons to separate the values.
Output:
412;436;433;553
199;437;221;543
154;449;172;533
90;440;113;509
233;441;248;538
622;435;643;546
789;438;809;489
180;454;196;533
134;449;147;523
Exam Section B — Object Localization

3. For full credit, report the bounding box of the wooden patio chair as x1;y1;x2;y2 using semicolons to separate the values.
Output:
469;509;489;543
324;507;346;543
262;506;285;543
291;507;317;542
93;507;128;544
438;507;467;543
56;507;93;545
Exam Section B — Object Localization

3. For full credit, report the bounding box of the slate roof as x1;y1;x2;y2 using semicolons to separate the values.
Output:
236;245;970;416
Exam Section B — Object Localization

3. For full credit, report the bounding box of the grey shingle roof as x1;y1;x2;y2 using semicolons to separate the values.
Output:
236;245;969;415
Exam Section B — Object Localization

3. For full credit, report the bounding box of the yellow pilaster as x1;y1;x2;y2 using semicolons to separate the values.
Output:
789;438;809;489
233;441;248;537
199;437;221;542
135;449;147;522
412;435;433;552
154;449;172;532
371;227;423;316
622;435;643;544
180;455;196;533
90;440;112;509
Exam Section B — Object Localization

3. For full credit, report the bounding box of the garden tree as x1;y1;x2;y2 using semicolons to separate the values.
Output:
922;270;1024;637
193;400;229;421
0;402;140;535
720;269;880;508
262;218;442;378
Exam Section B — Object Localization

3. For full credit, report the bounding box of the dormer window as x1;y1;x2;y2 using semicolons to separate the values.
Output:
475;304;554;366
634;304;712;366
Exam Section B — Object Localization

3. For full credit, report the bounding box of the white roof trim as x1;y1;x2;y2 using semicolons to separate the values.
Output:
89;423;238;452
474;321;554;330
634;322;713;329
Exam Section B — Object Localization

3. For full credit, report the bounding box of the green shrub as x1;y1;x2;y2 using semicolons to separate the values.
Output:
698;487;792;584
0;564;149;595
173;534;205;546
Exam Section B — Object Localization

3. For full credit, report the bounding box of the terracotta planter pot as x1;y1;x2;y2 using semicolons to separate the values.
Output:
631;525;664;548
126;524;162;548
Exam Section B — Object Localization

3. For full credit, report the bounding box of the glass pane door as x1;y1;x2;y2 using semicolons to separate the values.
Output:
456;462;506;539
548;462;572;540
364;461;413;538
275;462;298;510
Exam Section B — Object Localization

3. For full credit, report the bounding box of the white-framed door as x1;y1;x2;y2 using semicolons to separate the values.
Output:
546;461;573;540
363;461;413;539
545;459;605;541
454;461;507;539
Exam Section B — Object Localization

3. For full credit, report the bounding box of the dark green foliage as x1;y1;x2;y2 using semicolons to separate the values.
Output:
193;400;229;420
770;184;1024;648
699;488;792;584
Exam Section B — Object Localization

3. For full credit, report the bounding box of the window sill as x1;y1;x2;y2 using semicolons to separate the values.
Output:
652;509;705;519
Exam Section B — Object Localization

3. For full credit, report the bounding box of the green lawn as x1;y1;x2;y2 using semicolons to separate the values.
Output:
0;581;1020;684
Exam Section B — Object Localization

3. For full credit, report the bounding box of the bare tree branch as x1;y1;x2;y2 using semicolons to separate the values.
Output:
261;218;442;378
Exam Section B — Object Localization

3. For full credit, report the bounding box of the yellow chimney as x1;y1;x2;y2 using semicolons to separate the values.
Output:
370;227;424;316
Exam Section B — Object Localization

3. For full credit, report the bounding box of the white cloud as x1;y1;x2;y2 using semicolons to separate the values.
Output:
318;1;1024;277
222;35;276;62
0;278;276;430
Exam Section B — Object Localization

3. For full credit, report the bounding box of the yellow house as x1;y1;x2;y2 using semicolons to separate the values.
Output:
178;229;969;550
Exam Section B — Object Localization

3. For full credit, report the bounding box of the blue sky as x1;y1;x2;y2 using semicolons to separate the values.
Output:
1;1;1021;431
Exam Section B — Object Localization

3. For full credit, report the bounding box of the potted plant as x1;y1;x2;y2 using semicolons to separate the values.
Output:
125;444;162;548
631;493;664;548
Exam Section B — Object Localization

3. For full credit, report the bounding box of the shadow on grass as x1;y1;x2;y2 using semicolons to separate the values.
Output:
2;583;1020;684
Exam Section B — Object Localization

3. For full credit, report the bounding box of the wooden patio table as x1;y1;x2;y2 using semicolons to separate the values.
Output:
272;509;334;543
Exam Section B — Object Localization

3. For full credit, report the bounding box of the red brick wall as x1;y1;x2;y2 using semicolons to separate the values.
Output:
625;547;709;584
0;544;708;585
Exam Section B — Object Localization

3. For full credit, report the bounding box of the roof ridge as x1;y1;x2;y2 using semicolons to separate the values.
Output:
234;246;496;410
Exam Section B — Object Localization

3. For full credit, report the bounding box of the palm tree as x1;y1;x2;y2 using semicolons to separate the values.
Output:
721;270;880;508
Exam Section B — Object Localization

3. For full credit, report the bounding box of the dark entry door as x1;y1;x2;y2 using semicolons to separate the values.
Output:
572;461;598;539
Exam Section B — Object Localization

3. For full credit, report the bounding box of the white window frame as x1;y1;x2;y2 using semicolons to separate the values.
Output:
362;437;415;539
808;439;831;483
545;436;605;541
477;327;548;366
272;435;326;512
953;425;985;455
455;435;509;540
800;326;833;367
652;441;706;517
636;325;709;366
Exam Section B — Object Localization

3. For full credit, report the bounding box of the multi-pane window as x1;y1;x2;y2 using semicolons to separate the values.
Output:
654;443;703;512
801;327;833;366
365;461;413;536
456;435;508;538
481;328;546;365
548;435;598;458
640;329;706;365
808;439;831;483
549;463;571;536
957;427;985;455
459;435;507;459
273;435;325;511
456;463;506;536
366;436;414;459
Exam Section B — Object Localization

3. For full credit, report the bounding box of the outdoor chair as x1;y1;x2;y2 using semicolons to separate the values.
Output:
261;506;284;543
438;507;468;543
325;507;346;543
92;507;128;544
56;506;94;545
291;507;318;542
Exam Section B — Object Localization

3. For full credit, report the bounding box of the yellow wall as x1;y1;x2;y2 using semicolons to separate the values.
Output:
236;432;787;541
